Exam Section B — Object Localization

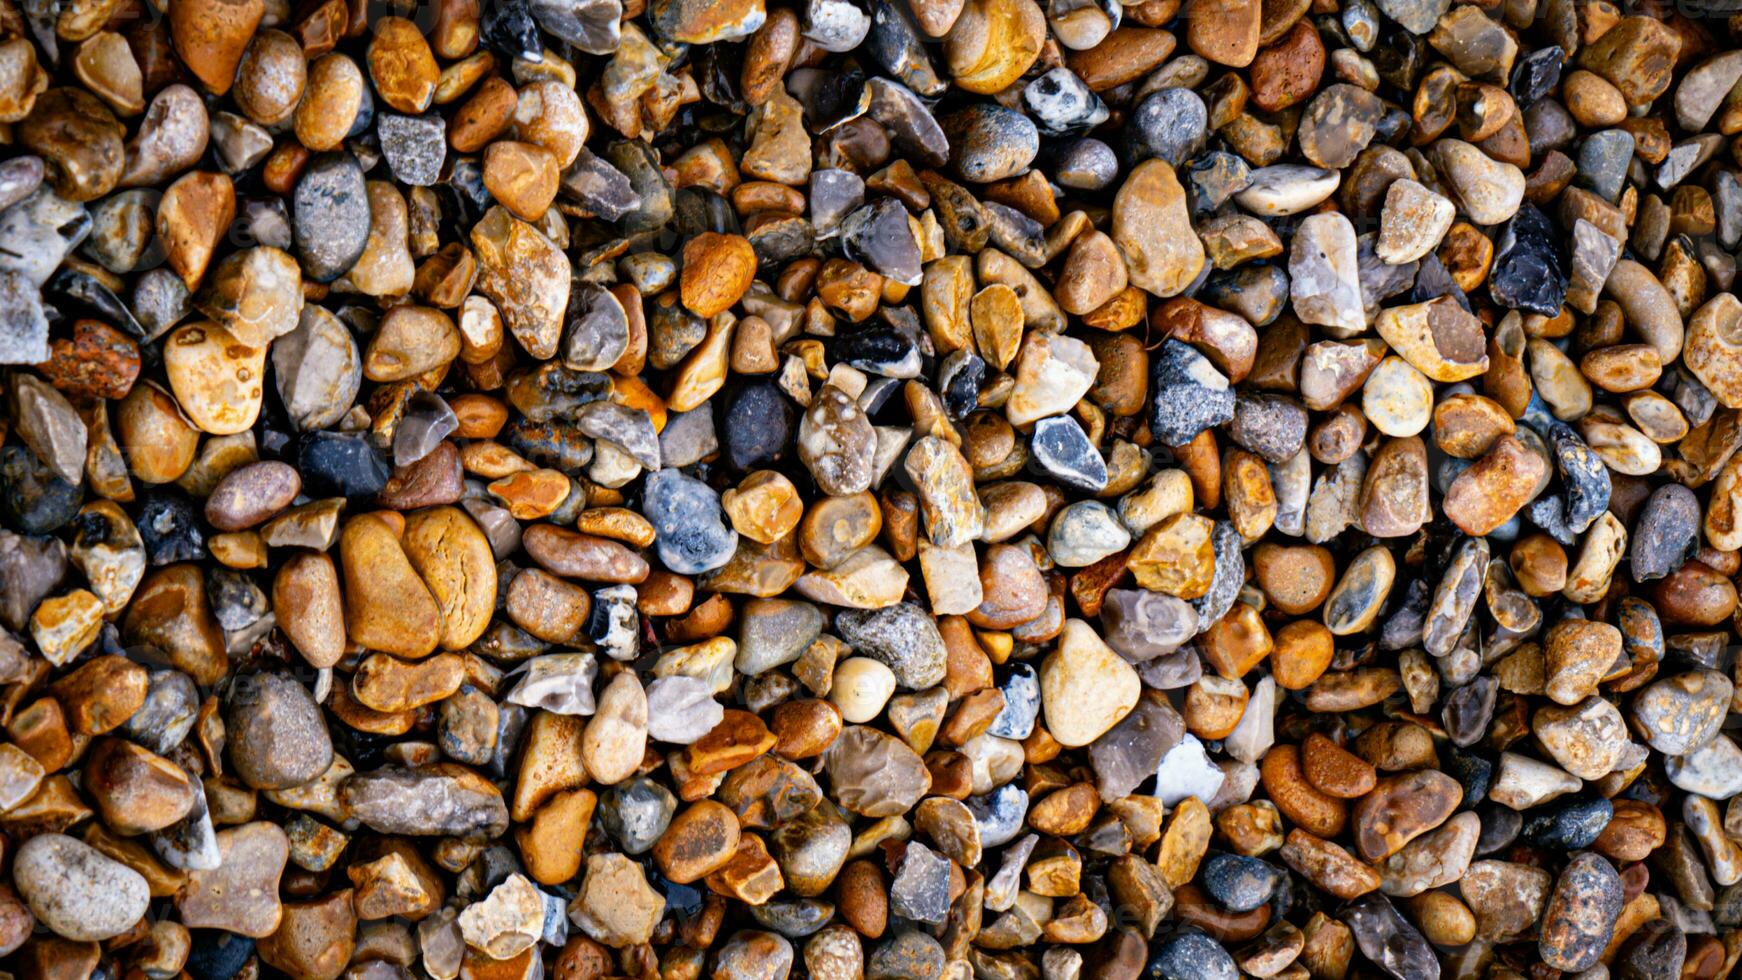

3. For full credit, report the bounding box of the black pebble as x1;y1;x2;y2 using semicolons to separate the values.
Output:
298;431;392;499
720;381;796;472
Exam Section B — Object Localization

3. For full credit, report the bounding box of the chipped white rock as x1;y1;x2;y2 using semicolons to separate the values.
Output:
505;654;599;715
1376;179;1454;264
644;675;724;744
1153;734;1226;806
1289;212;1364;337
1234;165;1340;216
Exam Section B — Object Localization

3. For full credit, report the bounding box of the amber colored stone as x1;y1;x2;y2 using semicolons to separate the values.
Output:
687;709;778;775
1259;744;1347;838
1029;783;1100;836
168;0;264;95
769;699;843;759
1349;769;1463;861
681;233;757;319
367;16;438;113
1199;603;1273;680
836;859;887;939
1252;543;1335;614
1300;733;1377;799
653;800;741;884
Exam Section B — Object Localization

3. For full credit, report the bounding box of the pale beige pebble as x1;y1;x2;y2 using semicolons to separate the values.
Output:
1681;292;1742;408
1361;356;1432;437
1527;337;1593;421
1579;414;1661;476
1288;211;1364;337
567;853;665;948
1563;511;1626;604
1433;138;1525;225
1375;179;1454;264
1111;158;1205;298
581;671;647;784
917;539;983;615
1117;468;1193;536
176;822;290;937
343;181;416;297
1603;259;1685;364
1039;619;1140;747
457;873;544;959
830;656;897;724
794;544;909;609
1488;752;1581;809
1005;331;1099;426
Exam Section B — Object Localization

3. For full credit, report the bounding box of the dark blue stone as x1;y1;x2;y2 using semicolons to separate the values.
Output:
834;326;922;378
1510;44;1564;105
1443;747;1493;808
937;350;984;419
1527;493;1581;545
1201;854;1284;912
1490;204;1567;316
1474;800;1522;855
186;931;255;980
721;381;795;471
1407;251;1470;310
46;267;146;338
1378;578;1430;651
1575;130;1635;203
1146;929;1238;980
481;0;542;61
0;444;80;535
137;489;204;565
863;0;946;95
1521;796;1613;849
803;69;872;133
1540;419;1612;533
653;873;705;916
298;431;391;498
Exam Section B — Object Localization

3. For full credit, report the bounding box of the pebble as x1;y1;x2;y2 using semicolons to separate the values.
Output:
293;153;371;283
15;833;150;941
1113;159;1204;297
835;602;947;689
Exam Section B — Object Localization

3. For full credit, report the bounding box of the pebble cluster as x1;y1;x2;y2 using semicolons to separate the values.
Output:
2;0;1742;976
